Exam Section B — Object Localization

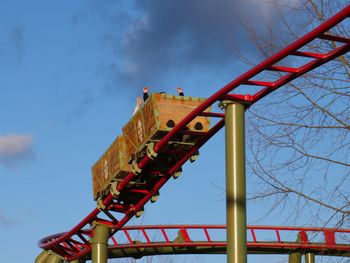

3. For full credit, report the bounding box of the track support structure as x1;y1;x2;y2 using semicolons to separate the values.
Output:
35;250;50;263
305;253;315;263
289;252;302;263
46;252;62;263
91;222;112;263
224;101;247;263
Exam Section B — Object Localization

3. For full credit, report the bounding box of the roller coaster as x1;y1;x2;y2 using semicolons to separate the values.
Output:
36;4;350;263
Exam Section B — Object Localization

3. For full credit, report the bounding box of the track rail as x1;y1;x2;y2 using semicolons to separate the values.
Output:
38;5;350;261
110;224;350;254
44;224;350;260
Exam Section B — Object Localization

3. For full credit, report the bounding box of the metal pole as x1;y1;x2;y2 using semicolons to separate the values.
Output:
288;252;302;263
224;101;247;263
305;253;315;263
46;252;63;263
35;250;50;263
91;223;111;263
289;234;302;263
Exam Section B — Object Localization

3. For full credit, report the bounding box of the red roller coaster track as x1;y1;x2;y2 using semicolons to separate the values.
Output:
42;224;350;260
38;4;350;262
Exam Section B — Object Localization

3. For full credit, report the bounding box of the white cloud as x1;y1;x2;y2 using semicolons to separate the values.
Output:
0;134;34;167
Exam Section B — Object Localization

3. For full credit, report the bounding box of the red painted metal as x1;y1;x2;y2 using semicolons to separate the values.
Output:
38;5;350;261
108;224;350;253
43;224;350;259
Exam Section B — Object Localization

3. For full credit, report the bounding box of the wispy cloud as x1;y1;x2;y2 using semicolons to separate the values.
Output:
66;90;95;122
0;212;16;226
0;24;26;64
9;25;26;63
0;134;34;168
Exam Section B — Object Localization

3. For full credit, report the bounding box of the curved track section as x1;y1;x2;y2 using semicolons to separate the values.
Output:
38;5;350;262
44;225;350;261
107;224;350;259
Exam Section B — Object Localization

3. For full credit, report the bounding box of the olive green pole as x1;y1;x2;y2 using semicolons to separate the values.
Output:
305;253;315;263
35;250;50;263
91;223;111;263
288;233;302;263
225;101;247;263
288;252;302;263
46;252;63;263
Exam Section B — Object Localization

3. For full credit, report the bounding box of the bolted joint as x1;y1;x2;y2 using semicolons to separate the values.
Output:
219;100;250;110
219;100;234;110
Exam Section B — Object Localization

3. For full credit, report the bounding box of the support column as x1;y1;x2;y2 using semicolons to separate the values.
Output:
46;252;63;263
288;252;302;263
91;222;111;263
305;253;315;263
224;101;247;263
289;234;302;263
35;250;50;263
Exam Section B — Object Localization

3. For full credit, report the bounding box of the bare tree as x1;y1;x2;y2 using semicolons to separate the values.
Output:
240;0;350;228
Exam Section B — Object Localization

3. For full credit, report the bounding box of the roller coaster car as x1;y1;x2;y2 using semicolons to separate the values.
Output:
92;93;211;201
122;93;211;162
92;135;132;200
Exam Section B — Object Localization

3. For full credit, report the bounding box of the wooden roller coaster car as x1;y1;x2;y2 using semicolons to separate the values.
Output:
92;135;132;200
92;93;211;202
122;93;211;161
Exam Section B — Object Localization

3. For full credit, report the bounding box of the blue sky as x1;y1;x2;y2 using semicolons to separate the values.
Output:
1;1;347;262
